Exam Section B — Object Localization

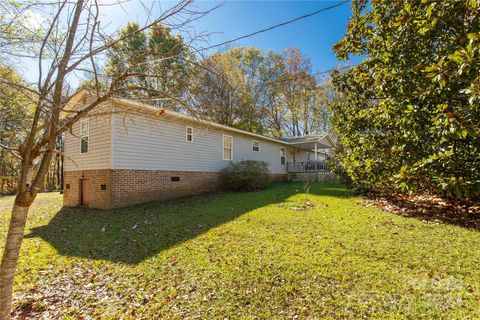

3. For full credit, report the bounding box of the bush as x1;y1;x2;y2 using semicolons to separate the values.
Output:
220;160;272;192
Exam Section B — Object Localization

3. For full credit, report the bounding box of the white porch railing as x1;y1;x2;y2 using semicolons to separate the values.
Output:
286;161;329;173
286;161;337;182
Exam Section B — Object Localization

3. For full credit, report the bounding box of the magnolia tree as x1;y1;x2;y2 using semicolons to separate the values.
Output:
331;0;480;199
0;1;214;318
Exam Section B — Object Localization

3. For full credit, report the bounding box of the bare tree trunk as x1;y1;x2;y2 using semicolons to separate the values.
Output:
0;195;31;320
56;152;61;190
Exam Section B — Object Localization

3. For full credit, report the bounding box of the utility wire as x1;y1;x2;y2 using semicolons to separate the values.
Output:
313;64;355;77
197;0;350;52
131;0;353;85
265;64;357;86
142;1;350;70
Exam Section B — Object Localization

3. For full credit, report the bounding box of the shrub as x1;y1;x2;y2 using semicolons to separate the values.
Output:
220;160;272;192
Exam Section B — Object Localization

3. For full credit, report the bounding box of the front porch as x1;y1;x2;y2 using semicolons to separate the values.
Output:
282;134;337;182
286;161;336;182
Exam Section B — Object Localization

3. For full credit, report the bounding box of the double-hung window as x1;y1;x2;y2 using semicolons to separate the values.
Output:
80;119;89;154
280;147;286;165
252;140;260;152
186;126;193;142
223;135;233;160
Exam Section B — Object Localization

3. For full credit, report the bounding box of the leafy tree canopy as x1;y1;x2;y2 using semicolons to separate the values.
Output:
90;22;193;110
0;65;33;147
191;46;336;138
332;0;480;199
0;65;33;178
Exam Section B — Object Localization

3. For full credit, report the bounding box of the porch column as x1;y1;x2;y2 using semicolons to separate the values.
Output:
314;143;318;162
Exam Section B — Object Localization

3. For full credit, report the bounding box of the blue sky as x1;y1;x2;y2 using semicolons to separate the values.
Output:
22;1;361;86
188;0;361;71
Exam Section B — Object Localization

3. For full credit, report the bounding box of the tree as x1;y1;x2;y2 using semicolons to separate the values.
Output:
228;47;272;134
0;1;35;60
332;0;480;199
278;48;319;136
102;23;193;110
189;53;239;126
0;66;33;194
190;47;330;138
260;51;288;138
190;47;274;133
0;1;212;318
312;76;341;135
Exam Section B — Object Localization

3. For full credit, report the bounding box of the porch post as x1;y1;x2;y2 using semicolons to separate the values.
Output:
314;143;318;162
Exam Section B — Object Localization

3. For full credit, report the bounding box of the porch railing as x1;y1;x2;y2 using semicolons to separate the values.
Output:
286;161;329;173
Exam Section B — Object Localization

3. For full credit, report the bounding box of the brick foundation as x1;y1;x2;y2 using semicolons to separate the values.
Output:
109;169;222;208
64;169;287;210
63;170;111;209
272;174;288;182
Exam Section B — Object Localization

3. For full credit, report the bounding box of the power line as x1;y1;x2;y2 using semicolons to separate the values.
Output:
123;0;353;87
197;0;350;53
266;64;358;86
138;1;350;69
313;64;356;77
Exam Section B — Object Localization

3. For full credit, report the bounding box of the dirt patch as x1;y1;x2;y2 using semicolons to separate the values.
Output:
277;199;317;211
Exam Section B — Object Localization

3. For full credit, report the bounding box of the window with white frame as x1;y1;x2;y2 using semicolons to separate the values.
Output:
80;119;89;154
186;126;193;142
280;147;286;165
252;140;260;152
223;135;233;160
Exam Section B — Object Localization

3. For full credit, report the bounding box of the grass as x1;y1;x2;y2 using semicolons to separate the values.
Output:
1;182;480;319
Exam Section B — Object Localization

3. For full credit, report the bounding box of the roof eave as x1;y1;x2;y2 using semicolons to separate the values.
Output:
67;91;335;148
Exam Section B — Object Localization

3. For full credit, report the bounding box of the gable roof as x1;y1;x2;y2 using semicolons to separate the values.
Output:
66;90;336;150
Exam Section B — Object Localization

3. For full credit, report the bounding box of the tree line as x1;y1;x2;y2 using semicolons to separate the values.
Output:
90;22;338;139
0;66;63;194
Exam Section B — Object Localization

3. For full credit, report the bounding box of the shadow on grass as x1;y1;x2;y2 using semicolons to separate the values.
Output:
26;182;347;264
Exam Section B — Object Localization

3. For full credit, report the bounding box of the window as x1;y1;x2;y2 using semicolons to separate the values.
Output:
186;126;193;142
252;140;260;152
223;135;233;160
80;119;89;154
280;147;286;165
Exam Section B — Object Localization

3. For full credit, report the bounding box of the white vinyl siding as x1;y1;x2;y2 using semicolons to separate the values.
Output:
110;113;295;174
64;114;112;171
223;135;233;160
62;100;314;175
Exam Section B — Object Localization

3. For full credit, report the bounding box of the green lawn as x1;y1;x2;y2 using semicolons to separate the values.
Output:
1;182;479;319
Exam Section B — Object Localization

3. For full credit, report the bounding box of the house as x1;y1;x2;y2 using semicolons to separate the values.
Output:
62;91;335;209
